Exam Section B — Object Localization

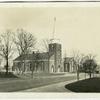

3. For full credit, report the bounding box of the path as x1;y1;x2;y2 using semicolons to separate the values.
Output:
19;73;88;92
19;79;77;92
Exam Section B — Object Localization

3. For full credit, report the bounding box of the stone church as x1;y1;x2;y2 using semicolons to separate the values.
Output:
13;41;63;73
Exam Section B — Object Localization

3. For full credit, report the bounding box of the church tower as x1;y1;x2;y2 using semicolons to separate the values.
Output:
49;17;62;72
49;42;62;72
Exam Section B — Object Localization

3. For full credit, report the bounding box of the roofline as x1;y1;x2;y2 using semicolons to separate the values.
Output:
14;59;55;62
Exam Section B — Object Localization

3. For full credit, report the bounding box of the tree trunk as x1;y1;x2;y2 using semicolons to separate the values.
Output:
22;53;27;74
5;59;9;75
85;72;86;79
24;60;26;72
77;71;79;81
22;59;26;75
90;72;91;78
31;63;34;78
93;72;94;78
31;70;33;78
48;52;49;72
77;65;79;81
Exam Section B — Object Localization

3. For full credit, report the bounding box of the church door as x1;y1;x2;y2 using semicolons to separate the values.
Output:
51;65;54;72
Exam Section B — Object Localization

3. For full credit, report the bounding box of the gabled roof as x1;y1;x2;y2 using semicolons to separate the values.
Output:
14;52;49;61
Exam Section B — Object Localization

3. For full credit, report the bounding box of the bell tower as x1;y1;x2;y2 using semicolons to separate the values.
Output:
49;17;62;72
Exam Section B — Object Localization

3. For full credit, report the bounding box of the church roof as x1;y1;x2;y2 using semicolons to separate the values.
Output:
14;52;49;61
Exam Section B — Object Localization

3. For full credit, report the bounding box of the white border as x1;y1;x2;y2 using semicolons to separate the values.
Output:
0;1;100;100
0;2;100;7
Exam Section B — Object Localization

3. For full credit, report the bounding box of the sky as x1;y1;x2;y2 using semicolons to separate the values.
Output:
0;5;100;63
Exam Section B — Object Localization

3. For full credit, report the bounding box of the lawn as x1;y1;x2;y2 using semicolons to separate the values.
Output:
0;74;76;92
65;77;100;92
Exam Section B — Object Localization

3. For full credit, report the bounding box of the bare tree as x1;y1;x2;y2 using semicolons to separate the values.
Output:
40;38;50;72
0;30;13;74
31;50;40;78
41;38;50;52
72;50;97;80
72;50;85;81
13;29;36;74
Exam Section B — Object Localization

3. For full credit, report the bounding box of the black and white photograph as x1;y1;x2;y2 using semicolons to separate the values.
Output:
0;1;100;96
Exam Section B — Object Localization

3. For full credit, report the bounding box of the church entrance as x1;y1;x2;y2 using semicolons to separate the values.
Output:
51;65;54;72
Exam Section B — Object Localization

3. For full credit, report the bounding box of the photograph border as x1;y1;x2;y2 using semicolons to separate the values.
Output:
0;0;100;100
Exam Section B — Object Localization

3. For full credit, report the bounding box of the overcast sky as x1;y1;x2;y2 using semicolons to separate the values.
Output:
0;6;100;63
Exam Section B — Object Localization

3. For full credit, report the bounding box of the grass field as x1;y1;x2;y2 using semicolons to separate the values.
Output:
0;73;76;92
65;77;100;92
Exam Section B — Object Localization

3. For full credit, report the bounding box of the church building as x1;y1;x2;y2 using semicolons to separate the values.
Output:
13;41;63;73
13;18;64;73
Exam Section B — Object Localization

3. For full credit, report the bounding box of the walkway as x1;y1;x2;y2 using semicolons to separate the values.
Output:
20;79;77;92
20;73;88;92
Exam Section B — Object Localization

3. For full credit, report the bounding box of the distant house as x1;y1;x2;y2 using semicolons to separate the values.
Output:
64;57;76;72
13;42;63;73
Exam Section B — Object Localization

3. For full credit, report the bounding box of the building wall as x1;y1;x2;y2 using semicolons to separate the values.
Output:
55;44;62;72
64;60;77;72
13;60;50;74
49;43;62;72
49;54;55;72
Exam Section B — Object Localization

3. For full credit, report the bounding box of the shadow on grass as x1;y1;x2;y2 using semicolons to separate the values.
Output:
0;72;18;78
65;77;100;92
